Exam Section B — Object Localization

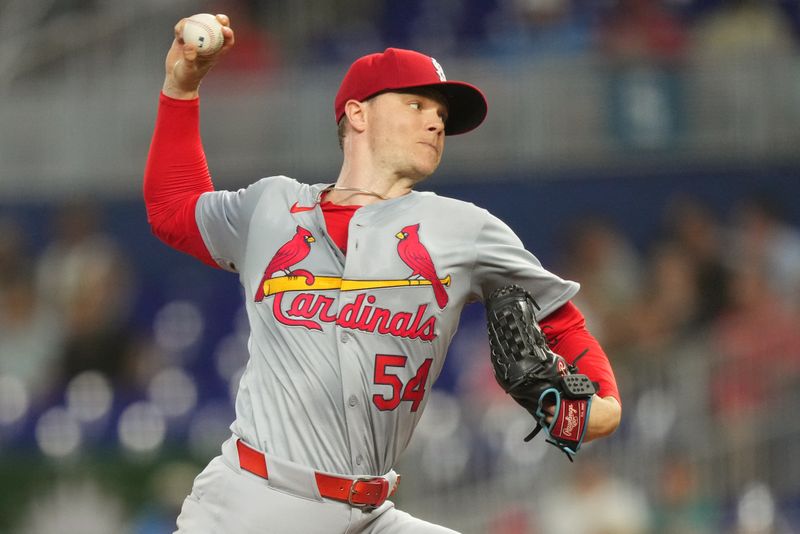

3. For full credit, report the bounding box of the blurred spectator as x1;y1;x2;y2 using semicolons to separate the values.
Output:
0;266;62;401
0;217;61;401
538;456;652;533
692;0;796;57
651;456;718;533
618;239;713;454
732;481;795;534
713;262;800;409
35;201;139;389
597;0;689;62
629;241;702;351
710;263;800;491
660;195;729;325
598;2;688;149
728;194;800;310
558;216;643;352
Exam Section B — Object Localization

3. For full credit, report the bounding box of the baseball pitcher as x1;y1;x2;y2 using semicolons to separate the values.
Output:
144;14;622;533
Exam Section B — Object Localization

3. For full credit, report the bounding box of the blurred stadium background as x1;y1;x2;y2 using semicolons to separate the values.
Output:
2;0;800;532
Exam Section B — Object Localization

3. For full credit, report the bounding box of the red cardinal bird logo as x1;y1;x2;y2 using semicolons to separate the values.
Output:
255;226;316;301
395;223;448;309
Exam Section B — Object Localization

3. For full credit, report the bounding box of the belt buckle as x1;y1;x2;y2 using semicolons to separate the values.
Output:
347;476;389;512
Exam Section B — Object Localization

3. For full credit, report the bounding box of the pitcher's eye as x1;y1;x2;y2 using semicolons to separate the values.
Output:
409;102;421;110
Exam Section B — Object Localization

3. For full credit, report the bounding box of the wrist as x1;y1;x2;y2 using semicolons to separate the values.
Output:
162;78;200;100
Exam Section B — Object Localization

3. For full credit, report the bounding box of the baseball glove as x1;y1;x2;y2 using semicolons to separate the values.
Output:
485;285;596;461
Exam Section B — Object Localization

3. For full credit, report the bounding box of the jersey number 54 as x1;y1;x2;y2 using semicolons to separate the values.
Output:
372;355;433;412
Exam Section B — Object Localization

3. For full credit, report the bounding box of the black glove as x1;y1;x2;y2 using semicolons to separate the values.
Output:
485;285;596;460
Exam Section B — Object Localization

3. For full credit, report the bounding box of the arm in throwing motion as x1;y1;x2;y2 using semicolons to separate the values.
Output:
143;15;235;266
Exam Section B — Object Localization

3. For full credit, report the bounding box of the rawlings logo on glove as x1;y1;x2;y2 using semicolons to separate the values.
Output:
485;285;596;461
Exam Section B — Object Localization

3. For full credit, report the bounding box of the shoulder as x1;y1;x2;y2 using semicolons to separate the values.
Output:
248;175;304;194
206;175;307;203
415;191;490;218
197;176;314;222
415;192;515;237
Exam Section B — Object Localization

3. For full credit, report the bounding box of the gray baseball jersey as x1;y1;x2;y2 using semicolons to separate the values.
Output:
196;176;579;476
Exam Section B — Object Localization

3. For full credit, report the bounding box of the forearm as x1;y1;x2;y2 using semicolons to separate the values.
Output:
143;93;217;266
584;396;621;442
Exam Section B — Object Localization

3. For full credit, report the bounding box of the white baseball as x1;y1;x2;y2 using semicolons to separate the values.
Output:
182;14;224;56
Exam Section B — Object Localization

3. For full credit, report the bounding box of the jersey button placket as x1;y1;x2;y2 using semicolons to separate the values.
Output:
336;247;370;474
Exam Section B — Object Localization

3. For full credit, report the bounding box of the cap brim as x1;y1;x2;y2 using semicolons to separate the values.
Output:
410;81;487;136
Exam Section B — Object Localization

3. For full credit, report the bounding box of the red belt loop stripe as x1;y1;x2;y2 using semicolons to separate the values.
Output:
236;438;268;478
235;439;394;511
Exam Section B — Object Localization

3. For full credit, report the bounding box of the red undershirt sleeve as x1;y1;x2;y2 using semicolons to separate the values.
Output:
143;93;218;268
539;301;621;404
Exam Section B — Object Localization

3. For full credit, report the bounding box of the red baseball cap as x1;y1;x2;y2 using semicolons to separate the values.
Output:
334;48;488;136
